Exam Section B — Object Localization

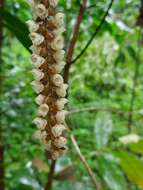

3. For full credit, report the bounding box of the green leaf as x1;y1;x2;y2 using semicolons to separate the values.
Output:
0;9;31;52
115;52;125;65
97;155;127;190
127;46;138;62
117;151;143;188
128;140;143;154
94;112;113;149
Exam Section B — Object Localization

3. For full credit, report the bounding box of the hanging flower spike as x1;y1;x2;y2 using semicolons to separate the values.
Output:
28;0;68;160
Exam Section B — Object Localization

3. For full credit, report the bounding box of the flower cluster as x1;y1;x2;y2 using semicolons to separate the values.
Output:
27;0;68;160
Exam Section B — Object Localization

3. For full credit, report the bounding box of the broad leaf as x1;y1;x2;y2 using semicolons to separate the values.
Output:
94;112;113;149
117;151;143;188
97;155;127;190
128;140;143;154
0;9;31;52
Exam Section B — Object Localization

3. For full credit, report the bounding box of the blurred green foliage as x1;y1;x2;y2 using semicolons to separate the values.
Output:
1;0;143;190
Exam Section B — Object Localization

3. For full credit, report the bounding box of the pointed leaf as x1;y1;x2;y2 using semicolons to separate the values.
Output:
128;140;143;154
97;155;127;190
117;151;143;188
94;112;113;149
0;9;31;52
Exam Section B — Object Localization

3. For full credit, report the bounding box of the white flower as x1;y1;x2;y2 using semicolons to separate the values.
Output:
35;4;48;19
38;104;49;117
56;98;68;110
54;13;65;27
41;130;47;138
34;130;47;142
32;69;44;80
30;45;41;54
33;130;41;140
51;150;60;160
34;130;47;140
45;140;52;151
52;61;66;73
56;84;68;97
30;32;44;45
53;27;66;35
31;54;45;68
59;146;68;155
53;50;65;62
29;0;40;6
33;117;47;129
26;20;39;32
51;124;66;137
51;36;64;50
52;74;63;86
55;110;67;123
31;80;44;93
54;136;67;148
35;94;45;105
34;0;41;3
49;0;59;7
28;1;40;20
119;134;140;145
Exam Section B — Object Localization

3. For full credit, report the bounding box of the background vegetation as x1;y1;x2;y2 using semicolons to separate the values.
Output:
1;0;143;190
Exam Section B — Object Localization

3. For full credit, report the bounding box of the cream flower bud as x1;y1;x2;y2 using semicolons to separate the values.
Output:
55;110;67;123
32;69;44;80
54;137;67;148
56;84;68;97
49;0;59;7
33;130;41;140
52;150;60;160
30;32;44;45
52;74;63;87
53;50;65;61
56;98;68;110
26;20;39;32
55;13;65;26
38;104;49;117
51;36;64;50
41;130;47;139
35;94;45;105
28;1;40;20
33;117;47;129
31;54;45;68
51;124;66;137
35;4;48;19
60;146;68;155
34;0;41;3
45;140;52;151
31;81;44;93
29;0;40;6
53;27;66;35
30;45;41;54
34;130;47;142
52;61;66;73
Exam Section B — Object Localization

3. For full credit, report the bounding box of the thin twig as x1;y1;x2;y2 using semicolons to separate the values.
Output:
67;106;142;118
70;133;101;190
64;122;101;189
71;0;114;64
64;0;88;83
